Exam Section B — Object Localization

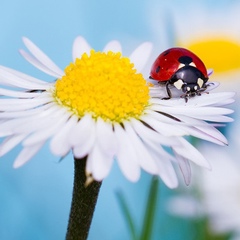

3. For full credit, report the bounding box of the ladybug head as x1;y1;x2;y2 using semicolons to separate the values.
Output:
170;65;208;95
181;82;200;95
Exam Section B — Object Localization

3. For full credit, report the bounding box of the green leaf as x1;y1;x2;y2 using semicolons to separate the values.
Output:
140;176;159;240
116;191;138;240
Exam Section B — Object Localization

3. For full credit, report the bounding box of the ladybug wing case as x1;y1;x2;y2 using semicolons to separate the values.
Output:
150;48;208;81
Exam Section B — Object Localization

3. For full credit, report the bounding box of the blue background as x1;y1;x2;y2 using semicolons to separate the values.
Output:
0;1;239;239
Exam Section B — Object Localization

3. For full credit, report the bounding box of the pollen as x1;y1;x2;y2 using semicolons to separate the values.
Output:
54;50;150;122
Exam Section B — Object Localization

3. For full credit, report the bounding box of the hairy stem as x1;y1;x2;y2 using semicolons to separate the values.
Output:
66;157;102;240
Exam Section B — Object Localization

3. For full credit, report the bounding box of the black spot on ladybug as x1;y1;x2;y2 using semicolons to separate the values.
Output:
156;66;160;73
163;50;171;56
178;56;193;65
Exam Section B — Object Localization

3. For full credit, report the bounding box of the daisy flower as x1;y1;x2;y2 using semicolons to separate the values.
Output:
0;36;234;188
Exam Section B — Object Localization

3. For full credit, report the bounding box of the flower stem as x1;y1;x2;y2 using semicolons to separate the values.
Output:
66;157;102;240
140;176;159;240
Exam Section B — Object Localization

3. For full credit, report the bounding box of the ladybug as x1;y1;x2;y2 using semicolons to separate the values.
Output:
150;47;209;102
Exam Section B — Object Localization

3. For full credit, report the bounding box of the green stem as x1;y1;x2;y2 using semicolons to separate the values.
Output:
116;191;138;240
66;157;102;240
140;176;159;240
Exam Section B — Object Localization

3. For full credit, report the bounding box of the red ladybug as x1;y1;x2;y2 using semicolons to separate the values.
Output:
150;47;209;101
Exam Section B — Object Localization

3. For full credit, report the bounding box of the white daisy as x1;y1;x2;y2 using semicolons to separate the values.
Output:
0;37;234;188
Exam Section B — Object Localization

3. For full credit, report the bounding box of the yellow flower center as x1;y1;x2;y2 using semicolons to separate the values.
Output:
54;50;150;123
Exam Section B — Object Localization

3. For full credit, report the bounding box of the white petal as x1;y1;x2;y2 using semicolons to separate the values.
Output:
0;134;26;157
178;115;228;145
73;138;95;159
140;114;187;136
22;37;64;76
103;40;122;53
13;141;45;168
72;115;96;159
130;118;179;146
70;114;94;146
189;126;227;145
23;109;70;146
212;98;235;107
0;94;49;106
1;105;62;136
151;150;178;188
0;102;55;119
0;95;51;111
0;65;50;85
143;138;175;162
173;138;211;169
114;124;140;182
149;92;235;108
143;138;178;188
95;118;118;157
0;107;60;137
50;115;79;156
19;49;62;78
86;143;114;181
187;92;235;107
193;115;233;122
0;122;14;137
0;67;51;89
129;42;152;72
124;121;158;174
0;110;56;137
72;36;91;61
174;152;191;185
151;105;233;121
144;109;182;125
0;88;42;98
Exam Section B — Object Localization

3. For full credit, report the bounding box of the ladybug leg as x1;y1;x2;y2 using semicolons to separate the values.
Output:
205;82;214;87
201;82;216;95
162;82;172;100
180;93;189;103
201;81;215;91
202;83;208;90
198;84;209;95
